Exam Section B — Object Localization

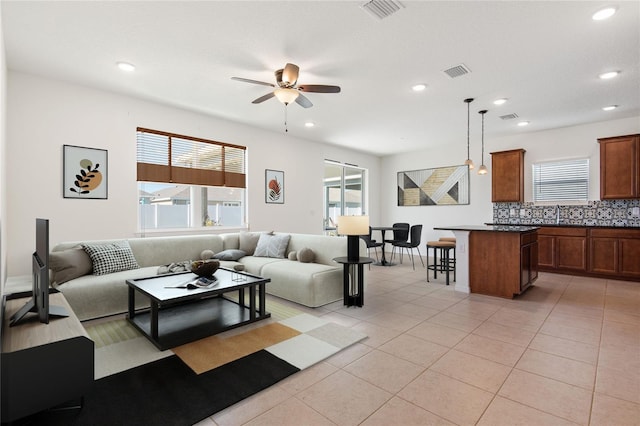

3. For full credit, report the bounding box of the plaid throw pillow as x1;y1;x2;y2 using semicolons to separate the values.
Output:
82;241;140;276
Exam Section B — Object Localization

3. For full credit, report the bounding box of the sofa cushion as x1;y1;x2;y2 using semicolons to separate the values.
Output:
254;233;290;258
239;231;271;255
82;241;140;276
50;247;93;284
297;247;315;263
213;249;246;261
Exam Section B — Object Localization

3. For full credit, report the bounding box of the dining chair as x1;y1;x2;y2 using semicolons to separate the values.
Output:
385;222;409;262
360;227;383;266
394;224;424;270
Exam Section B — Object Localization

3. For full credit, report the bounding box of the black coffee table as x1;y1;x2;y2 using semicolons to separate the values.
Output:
126;268;270;350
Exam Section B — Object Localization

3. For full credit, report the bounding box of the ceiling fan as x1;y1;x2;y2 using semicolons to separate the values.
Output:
231;63;341;108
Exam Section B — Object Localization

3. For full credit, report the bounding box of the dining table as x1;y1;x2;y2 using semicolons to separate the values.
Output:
370;226;400;266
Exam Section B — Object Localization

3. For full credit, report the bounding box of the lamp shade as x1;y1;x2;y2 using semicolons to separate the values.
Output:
337;216;369;236
274;88;299;105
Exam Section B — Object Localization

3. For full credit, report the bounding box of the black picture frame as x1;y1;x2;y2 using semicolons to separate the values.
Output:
63;145;108;199
265;169;284;204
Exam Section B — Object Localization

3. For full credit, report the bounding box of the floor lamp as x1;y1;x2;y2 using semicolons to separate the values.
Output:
337;215;369;260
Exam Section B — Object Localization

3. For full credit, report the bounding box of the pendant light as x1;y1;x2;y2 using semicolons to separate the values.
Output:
463;98;474;170
477;109;488;175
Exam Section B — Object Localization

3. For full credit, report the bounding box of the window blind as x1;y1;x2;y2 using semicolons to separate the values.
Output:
532;158;589;202
136;128;246;188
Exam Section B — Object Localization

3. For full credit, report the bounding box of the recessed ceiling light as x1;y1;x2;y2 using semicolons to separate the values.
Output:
117;62;136;72
602;105;618;111
411;84;427;92
592;7;617;21
517;121;530;127
599;71;620;80
304;122;315;128
493;98;508;106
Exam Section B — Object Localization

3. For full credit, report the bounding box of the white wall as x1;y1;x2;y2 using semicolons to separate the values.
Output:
381;116;640;245
5;72;381;276
0;10;7;289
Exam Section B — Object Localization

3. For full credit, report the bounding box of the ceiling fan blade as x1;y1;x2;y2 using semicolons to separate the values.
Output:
298;84;341;93
231;77;275;87
282;63;299;86
252;92;275;104
295;93;313;108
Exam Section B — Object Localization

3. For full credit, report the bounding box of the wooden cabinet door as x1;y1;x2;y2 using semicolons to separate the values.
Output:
491;149;525;202
589;238;618;274
599;135;639;199
620;238;640;277
530;241;539;282
538;235;555;268
556;236;587;271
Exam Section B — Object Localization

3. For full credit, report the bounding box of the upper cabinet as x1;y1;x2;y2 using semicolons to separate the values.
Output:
491;149;525;202
599;134;640;199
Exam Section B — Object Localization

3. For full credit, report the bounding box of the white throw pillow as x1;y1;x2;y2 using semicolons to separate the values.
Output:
253;234;290;258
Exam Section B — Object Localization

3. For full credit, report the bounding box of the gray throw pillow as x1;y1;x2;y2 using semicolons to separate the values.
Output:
212;249;246;261
254;234;290;258
49;247;93;284
239;231;272;255
288;251;297;261
82;241;140;276
297;247;315;263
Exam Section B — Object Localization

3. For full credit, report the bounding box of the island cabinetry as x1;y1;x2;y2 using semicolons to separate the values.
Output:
1;292;94;423
538;227;587;272
491;148;525;202
598;134;640;199
589;228;640;278
469;229;538;298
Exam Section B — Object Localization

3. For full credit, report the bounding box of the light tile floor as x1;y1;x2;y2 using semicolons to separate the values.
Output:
198;259;640;426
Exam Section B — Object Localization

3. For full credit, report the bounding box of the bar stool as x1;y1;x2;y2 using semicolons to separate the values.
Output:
426;240;456;285
439;237;456;282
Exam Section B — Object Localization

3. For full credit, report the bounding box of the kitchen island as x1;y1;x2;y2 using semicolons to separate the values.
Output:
434;225;539;298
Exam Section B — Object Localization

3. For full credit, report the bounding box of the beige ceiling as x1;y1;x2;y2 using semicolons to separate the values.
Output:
2;1;639;156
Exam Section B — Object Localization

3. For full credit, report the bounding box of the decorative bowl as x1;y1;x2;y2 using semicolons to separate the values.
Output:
191;259;220;277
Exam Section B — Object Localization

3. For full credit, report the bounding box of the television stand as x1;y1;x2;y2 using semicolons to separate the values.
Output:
8;295;69;327
1;291;94;423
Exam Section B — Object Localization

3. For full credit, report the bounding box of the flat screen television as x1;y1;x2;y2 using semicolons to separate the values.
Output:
9;218;69;327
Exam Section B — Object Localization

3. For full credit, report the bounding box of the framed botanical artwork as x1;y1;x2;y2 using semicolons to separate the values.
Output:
397;164;469;206
265;169;284;204
63;145;108;199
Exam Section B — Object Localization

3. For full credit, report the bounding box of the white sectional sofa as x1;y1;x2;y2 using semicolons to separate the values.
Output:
49;232;357;321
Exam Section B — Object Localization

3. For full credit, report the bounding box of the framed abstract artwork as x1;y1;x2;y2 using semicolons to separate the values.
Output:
63;145;108;199
397;164;469;206
265;169;284;204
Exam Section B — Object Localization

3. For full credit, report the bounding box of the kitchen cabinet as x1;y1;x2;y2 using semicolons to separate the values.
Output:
491;149;525;202
538;227;587;272
469;228;538;298
598;134;640;199
589;228;640;278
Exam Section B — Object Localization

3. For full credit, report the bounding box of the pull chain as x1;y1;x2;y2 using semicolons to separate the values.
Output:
284;104;289;133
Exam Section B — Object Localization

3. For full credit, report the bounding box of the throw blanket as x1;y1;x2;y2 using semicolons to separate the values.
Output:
157;260;192;275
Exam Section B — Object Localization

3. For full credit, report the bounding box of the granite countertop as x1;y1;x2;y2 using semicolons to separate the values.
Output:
434;225;539;233
486;223;640;229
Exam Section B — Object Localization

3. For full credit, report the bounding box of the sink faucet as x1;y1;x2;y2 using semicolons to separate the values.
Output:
556;205;561;224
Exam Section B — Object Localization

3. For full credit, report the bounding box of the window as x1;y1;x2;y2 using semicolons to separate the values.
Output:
137;128;246;230
323;161;366;233
532;158;589;202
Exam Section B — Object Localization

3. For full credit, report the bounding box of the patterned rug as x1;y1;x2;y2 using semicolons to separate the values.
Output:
28;301;368;425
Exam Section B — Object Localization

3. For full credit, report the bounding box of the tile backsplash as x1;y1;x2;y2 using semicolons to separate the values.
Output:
493;200;640;227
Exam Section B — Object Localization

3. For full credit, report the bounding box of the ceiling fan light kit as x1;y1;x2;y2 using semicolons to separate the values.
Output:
274;88;299;105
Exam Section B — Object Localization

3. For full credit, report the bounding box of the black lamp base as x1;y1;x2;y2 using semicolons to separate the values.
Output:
347;235;360;261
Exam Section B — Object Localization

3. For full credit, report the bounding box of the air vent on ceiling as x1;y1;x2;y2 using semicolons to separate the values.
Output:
500;113;519;120
361;0;404;20
442;64;471;78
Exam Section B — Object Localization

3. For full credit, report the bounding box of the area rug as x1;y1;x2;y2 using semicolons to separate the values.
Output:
24;308;366;425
